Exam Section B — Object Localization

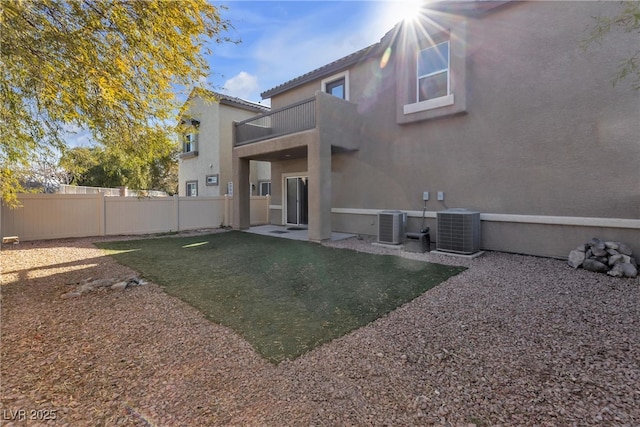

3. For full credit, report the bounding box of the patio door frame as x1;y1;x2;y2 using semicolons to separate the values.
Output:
283;173;308;226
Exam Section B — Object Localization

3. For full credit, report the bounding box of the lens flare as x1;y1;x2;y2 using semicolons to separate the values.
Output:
380;47;392;69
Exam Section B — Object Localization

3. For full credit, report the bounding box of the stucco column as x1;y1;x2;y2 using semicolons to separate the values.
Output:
232;150;250;230
307;132;332;242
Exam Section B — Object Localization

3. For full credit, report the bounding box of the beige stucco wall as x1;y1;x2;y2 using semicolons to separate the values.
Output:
265;1;639;256
179;96;271;197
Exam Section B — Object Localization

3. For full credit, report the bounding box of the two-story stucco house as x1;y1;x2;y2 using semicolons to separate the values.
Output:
232;1;639;258
179;90;271;197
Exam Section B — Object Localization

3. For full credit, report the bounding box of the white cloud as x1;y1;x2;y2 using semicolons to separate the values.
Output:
222;71;260;100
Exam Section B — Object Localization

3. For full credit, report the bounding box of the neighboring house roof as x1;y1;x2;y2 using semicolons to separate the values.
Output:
260;0;510;100
216;92;270;113
186;88;270;113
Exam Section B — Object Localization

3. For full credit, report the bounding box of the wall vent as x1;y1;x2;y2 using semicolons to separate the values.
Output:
378;211;407;245
436;209;481;254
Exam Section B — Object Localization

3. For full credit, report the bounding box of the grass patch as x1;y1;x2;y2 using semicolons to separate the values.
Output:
97;231;465;363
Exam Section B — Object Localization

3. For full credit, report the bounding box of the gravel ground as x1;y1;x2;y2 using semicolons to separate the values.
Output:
1;231;639;426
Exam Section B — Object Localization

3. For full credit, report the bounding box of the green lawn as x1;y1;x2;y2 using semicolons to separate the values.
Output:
96;231;465;363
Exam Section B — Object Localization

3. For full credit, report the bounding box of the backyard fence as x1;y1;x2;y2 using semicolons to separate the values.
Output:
0;194;270;242
58;184;169;198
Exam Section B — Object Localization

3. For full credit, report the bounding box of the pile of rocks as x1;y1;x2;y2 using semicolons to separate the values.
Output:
568;238;637;278
61;276;147;299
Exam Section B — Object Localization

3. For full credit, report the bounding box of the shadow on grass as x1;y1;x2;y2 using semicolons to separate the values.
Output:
96;231;466;363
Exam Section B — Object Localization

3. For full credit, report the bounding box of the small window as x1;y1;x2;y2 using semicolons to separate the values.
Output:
206;174;219;186
186;181;198;197
184;134;194;153
321;71;349;101
259;181;271;196
325;78;345;99
417;41;449;102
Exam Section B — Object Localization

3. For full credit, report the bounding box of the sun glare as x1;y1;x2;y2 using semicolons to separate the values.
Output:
395;0;424;23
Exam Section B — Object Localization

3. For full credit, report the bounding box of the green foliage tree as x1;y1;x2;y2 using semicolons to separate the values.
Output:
584;1;640;89
1;0;229;206
59;138;179;195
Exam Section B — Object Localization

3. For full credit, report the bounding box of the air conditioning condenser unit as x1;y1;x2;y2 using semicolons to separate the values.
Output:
378;211;407;245
436;209;481;254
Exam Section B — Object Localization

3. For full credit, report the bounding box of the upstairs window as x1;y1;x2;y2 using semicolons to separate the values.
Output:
417;41;450;102
325;78;346;99
321;70;349;101
183;133;194;153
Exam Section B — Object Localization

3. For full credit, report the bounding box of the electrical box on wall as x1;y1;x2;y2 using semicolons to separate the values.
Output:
437;191;445;201
422;191;430;201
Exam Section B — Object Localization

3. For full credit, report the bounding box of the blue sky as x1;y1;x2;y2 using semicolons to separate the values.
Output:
205;1;416;104
68;1;414;146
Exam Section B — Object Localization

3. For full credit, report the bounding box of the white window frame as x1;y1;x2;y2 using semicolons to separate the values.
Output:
417;41;450;102
403;40;455;115
184;133;194;153
259;181;271;196
321;70;350;101
186;181;198;197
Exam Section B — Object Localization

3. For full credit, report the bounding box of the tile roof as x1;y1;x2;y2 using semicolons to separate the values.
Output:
188;88;270;112
260;42;383;99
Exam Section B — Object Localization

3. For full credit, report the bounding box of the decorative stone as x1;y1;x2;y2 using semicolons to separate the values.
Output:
608;263;638;278
567;250;585;268
569;239;636;278
607;265;624;278
605;241;619;250
583;258;609;273
608;254;624;267
111;281;128;291
79;284;94;294
591;243;608;257
618;243;633;256
621;263;638;278
61;276;146;299
595;256;609;264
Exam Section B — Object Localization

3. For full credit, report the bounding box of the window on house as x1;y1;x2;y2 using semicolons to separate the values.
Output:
206;174;219;186
259;181;271;196
183;134;194;153
321;71;349;101
417;41;449;102
186;181;198;197
325;78;346;99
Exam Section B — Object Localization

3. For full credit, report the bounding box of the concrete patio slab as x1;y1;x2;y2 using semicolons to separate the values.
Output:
244;225;355;242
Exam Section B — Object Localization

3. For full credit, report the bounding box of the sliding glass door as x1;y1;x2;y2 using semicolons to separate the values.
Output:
285;177;308;226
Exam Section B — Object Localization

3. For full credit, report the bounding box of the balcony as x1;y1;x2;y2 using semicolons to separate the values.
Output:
233;91;361;153
234;97;316;146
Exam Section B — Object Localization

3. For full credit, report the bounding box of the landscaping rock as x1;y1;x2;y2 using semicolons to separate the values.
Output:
569;238;636;278
608;263;638;278
583;259;609;273
608;254;624;267
62;276;146;298
618;243;633;256
111;281;128;291
605;241;619;250
591;243;608;257
567;250;585;268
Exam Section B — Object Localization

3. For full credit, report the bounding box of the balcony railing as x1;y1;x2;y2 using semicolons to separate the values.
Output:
234;97;316;146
